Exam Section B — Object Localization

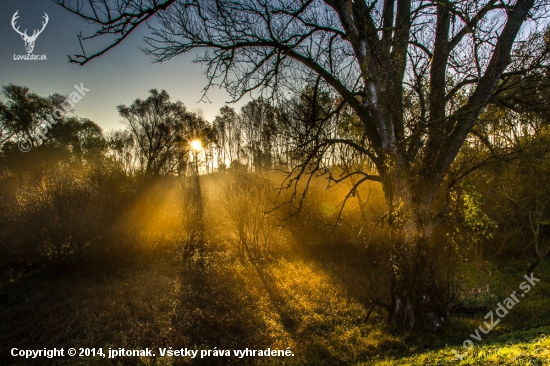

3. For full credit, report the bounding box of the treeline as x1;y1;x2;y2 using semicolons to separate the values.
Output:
0;83;549;275
0;85;332;177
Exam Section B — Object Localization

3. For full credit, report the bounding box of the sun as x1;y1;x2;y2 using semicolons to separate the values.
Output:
191;140;202;151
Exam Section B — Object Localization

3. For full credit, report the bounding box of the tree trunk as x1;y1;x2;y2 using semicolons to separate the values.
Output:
382;167;447;330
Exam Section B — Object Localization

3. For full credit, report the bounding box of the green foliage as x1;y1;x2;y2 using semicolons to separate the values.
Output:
448;182;498;261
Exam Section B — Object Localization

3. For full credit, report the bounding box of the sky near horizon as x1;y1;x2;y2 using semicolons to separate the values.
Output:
0;0;247;131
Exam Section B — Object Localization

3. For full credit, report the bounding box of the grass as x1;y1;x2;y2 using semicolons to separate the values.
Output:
0;258;181;365
370;327;550;365
1;252;548;365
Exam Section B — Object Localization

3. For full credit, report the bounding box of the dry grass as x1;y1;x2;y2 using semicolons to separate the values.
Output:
0;258;180;365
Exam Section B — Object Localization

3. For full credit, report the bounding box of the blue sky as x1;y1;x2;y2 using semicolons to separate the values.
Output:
0;0;247;131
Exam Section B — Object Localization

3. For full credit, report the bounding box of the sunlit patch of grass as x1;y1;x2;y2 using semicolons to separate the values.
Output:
241;259;405;365
368;328;550;365
247;258;550;365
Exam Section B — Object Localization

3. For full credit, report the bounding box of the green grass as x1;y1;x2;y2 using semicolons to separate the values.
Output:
369;327;550;365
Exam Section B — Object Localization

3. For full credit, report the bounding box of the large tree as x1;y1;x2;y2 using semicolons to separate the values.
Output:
55;0;549;328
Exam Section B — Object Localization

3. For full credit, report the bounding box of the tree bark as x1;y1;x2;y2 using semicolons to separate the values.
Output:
381;159;446;330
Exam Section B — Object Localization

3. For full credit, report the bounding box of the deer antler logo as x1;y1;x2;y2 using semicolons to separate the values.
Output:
11;11;49;54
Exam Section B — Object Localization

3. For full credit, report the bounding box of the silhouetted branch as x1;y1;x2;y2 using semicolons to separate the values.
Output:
54;0;177;65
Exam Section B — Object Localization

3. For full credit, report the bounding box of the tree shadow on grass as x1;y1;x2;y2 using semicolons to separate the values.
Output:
247;259;391;365
169;253;280;365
